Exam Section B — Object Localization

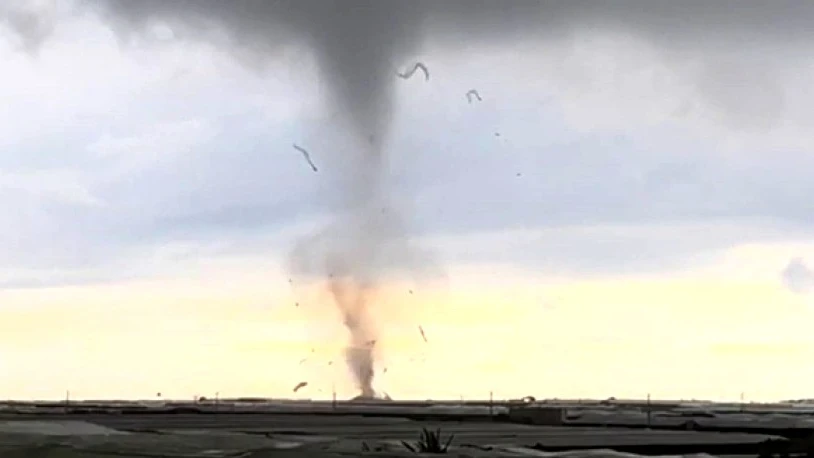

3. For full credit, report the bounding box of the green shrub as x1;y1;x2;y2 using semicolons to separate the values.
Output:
401;427;455;454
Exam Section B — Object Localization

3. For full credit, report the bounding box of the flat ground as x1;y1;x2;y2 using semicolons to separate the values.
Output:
0;413;781;447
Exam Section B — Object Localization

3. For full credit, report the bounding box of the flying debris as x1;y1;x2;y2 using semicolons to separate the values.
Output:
397;62;429;81
292;144;318;172
299;358;307;364
366;339;377;347
418;325;428;343
466;89;482;103
293;381;308;393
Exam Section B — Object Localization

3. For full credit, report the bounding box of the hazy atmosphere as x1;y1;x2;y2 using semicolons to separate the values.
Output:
2;0;814;402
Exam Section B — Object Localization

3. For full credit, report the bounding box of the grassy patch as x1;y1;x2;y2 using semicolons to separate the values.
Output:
400;427;455;454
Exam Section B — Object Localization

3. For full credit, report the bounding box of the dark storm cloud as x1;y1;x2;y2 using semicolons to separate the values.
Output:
5;0;814;151
0;1;57;53
81;1;814;49
5;1;814;134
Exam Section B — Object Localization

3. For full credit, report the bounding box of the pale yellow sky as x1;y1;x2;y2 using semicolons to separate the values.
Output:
0;239;812;403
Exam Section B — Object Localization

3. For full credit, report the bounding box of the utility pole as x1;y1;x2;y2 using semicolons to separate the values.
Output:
332;383;337;410
646;393;651;428
489;391;494;417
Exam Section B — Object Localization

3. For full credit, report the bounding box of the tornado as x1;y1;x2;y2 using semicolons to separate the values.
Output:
287;2;425;399
73;0;429;399
301;3;423;398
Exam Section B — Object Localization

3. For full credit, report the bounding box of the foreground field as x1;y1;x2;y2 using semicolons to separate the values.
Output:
2;399;814;457
0;413;791;458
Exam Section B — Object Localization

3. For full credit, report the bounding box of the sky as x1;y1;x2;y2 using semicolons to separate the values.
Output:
1;0;814;402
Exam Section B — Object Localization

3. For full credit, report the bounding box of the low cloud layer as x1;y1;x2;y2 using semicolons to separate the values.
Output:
782;258;814;294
